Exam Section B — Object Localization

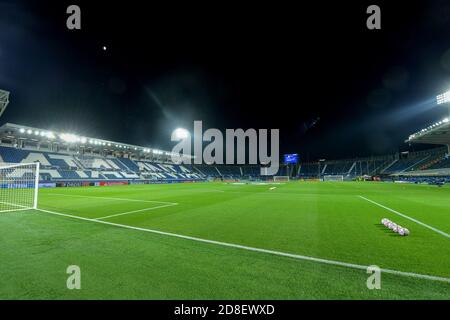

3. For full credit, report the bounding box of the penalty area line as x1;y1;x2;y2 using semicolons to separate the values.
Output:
358;196;450;239
35;207;450;284
95;203;178;220
48;193;177;205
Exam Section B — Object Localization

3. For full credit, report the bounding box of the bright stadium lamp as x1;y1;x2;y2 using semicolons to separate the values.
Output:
46;132;55;139
19;128;25;133
60;133;79;143
173;128;190;140
437;90;450;105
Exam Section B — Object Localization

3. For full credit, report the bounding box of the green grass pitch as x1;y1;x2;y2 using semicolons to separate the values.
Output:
0;181;449;299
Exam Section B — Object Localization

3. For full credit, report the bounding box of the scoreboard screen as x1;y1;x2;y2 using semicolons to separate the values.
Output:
283;154;299;164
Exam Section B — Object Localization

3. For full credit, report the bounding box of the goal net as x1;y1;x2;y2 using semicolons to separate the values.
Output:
0;163;40;213
322;175;344;182
273;176;289;182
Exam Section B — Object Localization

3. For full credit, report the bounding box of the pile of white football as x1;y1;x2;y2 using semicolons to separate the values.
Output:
381;218;410;236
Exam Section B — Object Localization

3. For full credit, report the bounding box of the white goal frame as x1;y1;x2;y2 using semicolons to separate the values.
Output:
322;175;344;182
0;162;40;212
273;176;289;182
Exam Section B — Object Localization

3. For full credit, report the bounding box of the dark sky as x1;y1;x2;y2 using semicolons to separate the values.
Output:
1;0;450;161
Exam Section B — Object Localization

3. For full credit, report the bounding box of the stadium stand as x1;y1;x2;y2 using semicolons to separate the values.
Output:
298;163;319;178
322;161;354;176
216;165;241;179
298;155;395;178
117;157;140;172
0;145;204;182
194;165;221;177
382;158;426;174
428;156;450;169
0;122;449;185
0;143;295;183
241;165;261;177
383;148;446;174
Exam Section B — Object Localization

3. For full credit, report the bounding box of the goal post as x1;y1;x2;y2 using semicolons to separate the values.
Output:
273;176;289;182
322;175;344;182
0;162;40;212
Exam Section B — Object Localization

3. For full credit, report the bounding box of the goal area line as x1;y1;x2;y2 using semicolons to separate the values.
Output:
35;207;450;284
0;207;32;213
41;193;179;220
0;201;33;213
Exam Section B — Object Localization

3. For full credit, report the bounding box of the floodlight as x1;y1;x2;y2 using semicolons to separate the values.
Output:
60;133;79;143
173;128;190;140
437;90;450;105
27;129;32;134
34;131;40;136
80;137;87;144
19;128;25;133
46;132;55;139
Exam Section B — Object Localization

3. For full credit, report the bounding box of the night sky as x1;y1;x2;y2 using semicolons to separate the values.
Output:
1;1;450;161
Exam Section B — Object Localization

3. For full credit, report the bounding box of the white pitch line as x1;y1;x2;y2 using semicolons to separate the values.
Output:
0;201;30;209
95;203;178;220
35;207;450;284
0;207;32;214
358;195;450;239
47;193;176;205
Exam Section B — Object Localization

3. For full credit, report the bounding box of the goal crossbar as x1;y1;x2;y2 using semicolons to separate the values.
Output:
322;175;344;182
273;176;290;182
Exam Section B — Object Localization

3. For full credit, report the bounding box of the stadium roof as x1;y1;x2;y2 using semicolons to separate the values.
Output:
406;117;450;146
0;122;192;160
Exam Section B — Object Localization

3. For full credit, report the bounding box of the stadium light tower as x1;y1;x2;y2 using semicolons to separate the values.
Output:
436;90;450;105
437;90;450;117
173;128;190;140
